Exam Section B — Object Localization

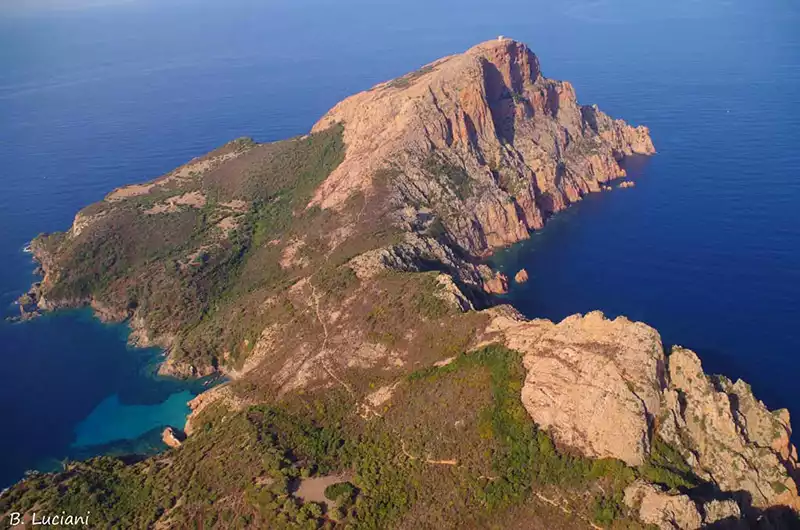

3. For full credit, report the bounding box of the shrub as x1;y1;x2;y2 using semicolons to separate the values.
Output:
324;481;356;503
592;492;625;527
638;436;699;490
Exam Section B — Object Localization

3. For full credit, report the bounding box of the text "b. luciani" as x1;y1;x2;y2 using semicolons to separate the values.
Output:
7;511;91;526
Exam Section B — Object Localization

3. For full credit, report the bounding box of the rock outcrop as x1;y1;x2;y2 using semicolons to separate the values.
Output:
514;268;529;283
483;271;509;294
624;480;703;529
487;310;800;515
659;347;800;510
161;427;184;448
184;384;245;436
623;480;744;530
493;310;665;466
311;38;654;257
347;232;487;296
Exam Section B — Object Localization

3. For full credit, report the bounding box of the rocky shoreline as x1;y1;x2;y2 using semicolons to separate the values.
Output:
17;237;206;378
8;39;798;527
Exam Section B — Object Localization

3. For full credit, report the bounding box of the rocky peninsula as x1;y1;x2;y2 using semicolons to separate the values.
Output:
3;39;797;529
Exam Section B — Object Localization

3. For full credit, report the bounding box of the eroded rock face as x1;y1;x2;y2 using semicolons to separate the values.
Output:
623;480;744;530
514;268;529;283
702;499;745;528
348;232;486;291
660;347;800;510
311;38;654;257
490;310;800;513
497;310;665;466
483;271;509;294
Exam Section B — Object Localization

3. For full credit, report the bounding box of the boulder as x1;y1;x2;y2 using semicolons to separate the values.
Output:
483;272;509;294
501;311;666;466
162;426;184;448
624;480;745;530
624;480;702;530
701;499;744;527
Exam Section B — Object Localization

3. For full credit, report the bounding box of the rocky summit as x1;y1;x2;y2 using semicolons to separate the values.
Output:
312;38;654;255
4;40;798;529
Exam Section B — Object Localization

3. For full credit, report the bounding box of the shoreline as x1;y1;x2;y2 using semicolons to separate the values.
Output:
1;296;217;488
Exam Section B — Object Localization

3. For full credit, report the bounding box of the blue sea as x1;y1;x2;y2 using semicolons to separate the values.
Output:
1;0;798;488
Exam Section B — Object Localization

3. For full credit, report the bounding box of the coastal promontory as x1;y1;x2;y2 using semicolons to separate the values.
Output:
4;39;797;529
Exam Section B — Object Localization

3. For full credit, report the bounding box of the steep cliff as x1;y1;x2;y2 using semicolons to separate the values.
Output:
312;38;654;256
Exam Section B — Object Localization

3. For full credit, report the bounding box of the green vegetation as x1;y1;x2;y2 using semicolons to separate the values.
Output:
510;90;527;105
385;64;435;89
35;126;346;372
771;481;789;494
361;272;477;358
591;492;626;527
313;266;359;301
423;154;473;200
403;346;636;521
5;339;722;529
324;482;356;504
172;126;347;366
3;345;653;529
638;436;699;490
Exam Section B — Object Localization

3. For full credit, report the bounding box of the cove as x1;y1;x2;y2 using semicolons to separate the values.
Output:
72;390;195;448
0;308;209;487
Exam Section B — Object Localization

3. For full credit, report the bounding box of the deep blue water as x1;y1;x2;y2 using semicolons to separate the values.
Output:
1;0;798;487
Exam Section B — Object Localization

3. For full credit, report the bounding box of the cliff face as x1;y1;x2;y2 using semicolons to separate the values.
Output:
312;38;654;256
485;309;800;520
661;348;800;509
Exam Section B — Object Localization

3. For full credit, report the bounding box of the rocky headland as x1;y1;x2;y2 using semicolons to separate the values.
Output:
4;39;797;529
488;309;799;517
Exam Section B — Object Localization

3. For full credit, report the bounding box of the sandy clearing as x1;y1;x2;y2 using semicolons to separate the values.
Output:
143;191;206;215
109;182;157;200
144;202;179;215
173;190;206;207
280;238;308;269
216;216;239;235
294;473;351;505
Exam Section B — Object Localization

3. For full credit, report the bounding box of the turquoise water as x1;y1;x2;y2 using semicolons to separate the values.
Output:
0;308;209;486
2;0;799;487
72;391;193;447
